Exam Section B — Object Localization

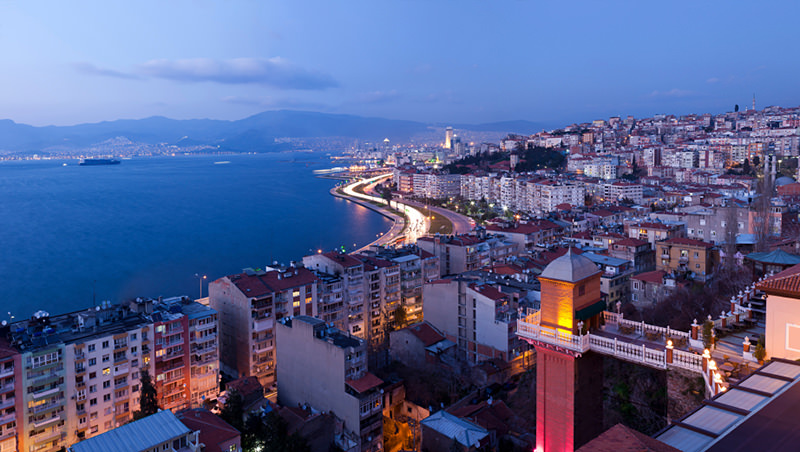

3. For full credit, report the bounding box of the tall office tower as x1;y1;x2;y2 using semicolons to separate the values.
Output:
208;266;319;389
445;127;454;149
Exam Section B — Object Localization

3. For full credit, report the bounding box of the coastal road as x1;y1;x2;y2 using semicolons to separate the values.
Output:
402;200;475;235
339;174;429;246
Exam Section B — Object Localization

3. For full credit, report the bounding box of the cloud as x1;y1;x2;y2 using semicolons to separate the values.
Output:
73;62;140;80
221;95;330;110
356;90;400;104
706;77;720;84
138;57;337;90
648;88;694;98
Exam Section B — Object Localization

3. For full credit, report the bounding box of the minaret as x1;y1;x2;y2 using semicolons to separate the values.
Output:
752;93;756;112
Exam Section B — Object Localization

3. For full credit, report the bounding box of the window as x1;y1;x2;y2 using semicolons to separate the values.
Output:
88;358;96;366
89;384;97;393
31;352;59;368
103;394;110;402
578;284;586;296
131;333;137;340
102;355;110;363
89;371;96;379
695;264;701;269
90;425;98;434
102;367;111;376
694;252;699;258
102;341;109;349
89;398;97;406
103;381;110;389
88;344;96;352
132;384;139;393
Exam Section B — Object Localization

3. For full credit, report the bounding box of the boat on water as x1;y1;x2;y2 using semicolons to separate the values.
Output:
79;158;121;166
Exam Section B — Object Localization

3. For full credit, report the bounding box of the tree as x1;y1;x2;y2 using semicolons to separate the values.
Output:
702;319;714;350
735;104;739;112
394;306;408;329
220;389;245;433
754;337;766;363
133;369;159;420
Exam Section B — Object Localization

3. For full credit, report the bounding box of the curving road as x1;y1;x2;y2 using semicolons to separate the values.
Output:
402;200;475;235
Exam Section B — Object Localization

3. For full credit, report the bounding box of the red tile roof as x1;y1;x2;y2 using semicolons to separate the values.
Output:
229;268;318;297
322;251;363;268
345;372;383;394
469;284;508;302
757;263;800;298
404;322;446;347
613;238;649;247
577;423;680;452
177;409;240;452
632;270;666;284
662;237;714;248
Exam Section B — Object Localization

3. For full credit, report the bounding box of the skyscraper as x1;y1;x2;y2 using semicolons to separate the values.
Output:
445;127;454;149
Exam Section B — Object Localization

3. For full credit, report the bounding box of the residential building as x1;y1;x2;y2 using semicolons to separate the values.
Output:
581;252;634;307
68;409;201;452
208;266;318;389
630;270;685;308
276;316;383;452
625;221;685;247
420;410;490;452
176;408;242;452
417;232;515;276
303;252;367;338
352;255;401;351
655;237;718;282
422;278;528;371
0;337;19;452
608;237;655;274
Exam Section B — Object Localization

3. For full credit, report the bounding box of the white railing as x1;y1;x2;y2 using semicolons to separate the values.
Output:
672;349;703;372
519;310;706;374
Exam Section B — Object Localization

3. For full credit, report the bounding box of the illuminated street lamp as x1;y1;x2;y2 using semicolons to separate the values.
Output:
194;274;207;299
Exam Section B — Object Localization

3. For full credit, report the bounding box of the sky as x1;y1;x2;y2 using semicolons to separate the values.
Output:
1;0;799;128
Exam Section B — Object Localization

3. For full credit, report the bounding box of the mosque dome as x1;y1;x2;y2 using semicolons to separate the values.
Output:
775;176;795;186
540;248;600;283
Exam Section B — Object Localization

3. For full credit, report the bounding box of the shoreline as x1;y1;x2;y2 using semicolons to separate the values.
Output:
329;185;407;252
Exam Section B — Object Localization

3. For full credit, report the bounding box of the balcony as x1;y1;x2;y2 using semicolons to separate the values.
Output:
0;426;16;440
30;428;62;444
30;399;64;415
0;367;12;379
73;352;85;361
0;382;13;394
660;253;670;259
679;256;689;264
252;317;273;332
0;397;14;410
31;387;60;399
0;413;14;426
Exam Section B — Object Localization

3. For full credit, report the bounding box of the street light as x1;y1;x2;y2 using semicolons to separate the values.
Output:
195;274;207;299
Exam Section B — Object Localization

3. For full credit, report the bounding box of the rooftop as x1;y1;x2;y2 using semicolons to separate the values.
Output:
539;248;601;283
421;410;489;448
756;263;800;297
69;409;193;452
176;409;240;452
227;267;318;298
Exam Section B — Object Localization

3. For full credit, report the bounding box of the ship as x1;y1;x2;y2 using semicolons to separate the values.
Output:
79;158;121;166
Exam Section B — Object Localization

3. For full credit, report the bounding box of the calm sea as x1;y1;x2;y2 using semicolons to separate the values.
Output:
0;153;391;319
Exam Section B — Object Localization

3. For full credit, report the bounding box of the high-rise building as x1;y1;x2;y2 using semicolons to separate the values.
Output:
302;253;366;338
276;316;383;452
445;127;454;149
0;336;20;452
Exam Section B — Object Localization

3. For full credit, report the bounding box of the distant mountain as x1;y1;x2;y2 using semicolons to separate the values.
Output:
0;111;545;153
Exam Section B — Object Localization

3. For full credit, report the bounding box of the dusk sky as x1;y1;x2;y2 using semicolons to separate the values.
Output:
2;1;799;127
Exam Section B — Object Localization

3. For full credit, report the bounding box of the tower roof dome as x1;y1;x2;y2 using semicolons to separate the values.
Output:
540;248;600;283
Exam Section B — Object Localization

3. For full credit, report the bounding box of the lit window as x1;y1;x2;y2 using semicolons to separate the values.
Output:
102;367;110;376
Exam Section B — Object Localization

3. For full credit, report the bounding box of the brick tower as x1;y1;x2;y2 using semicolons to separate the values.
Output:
535;249;606;451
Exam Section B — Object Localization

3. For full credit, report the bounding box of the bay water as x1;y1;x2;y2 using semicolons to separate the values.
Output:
0;153;391;319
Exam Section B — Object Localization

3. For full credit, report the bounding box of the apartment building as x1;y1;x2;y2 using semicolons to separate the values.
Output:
532;181;585;214
655;237;718;282
602;181;643;204
359;246;440;326
0;337;20;452
352;255;401;350
148;297;219;411
6;305;154;451
581;253;634;307
417;232;515;276
208;266;318;389
625;221;685;247
422;278;528;371
608;238;655;274
276;316;383;452
303;252;367;339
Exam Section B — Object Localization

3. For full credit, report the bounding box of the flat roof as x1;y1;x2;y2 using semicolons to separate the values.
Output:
655;359;800;452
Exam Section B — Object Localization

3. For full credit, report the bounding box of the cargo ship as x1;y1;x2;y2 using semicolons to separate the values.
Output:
79;158;121;166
